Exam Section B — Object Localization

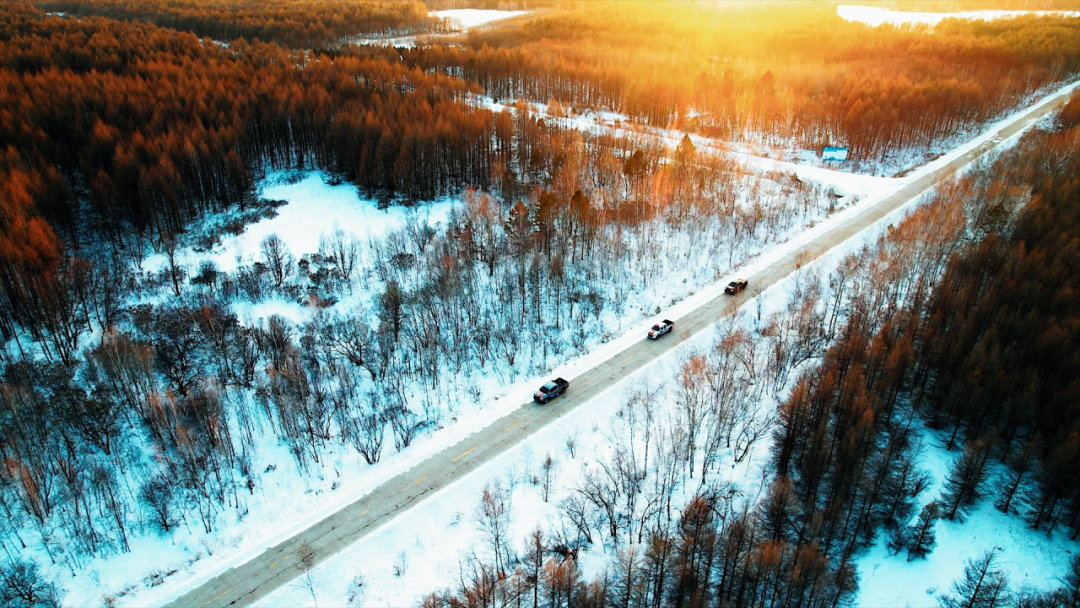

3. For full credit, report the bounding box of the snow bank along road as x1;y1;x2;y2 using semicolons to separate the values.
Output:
165;85;1074;608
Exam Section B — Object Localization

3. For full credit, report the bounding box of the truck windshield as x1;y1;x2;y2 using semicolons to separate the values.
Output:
541;382;557;391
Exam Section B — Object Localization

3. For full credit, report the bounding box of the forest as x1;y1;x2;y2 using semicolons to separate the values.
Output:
0;2;505;349
401;2;1080;160
30;0;441;48
416;93;1080;608
0;0;1077;604
0;0;1075;354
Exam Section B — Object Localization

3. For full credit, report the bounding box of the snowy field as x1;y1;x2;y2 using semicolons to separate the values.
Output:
54;80;1080;608
430;9;529;29
355;9;528;46
838;4;1080;27
123;175;865;608
152;173;457;277
250;84;1079;607
858;437;1073;605
480;96;906;188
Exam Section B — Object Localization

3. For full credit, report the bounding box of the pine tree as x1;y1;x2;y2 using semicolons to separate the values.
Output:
1059;553;1080;608
906;501;940;561
610;544;644;608
1013;584;1060;608
941;439;993;521
996;435;1039;514
758;477;798;542
939;548;1010;608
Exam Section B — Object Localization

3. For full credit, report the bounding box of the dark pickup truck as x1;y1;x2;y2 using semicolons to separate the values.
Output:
648;319;675;339
725;279;748;295
534;378;569;404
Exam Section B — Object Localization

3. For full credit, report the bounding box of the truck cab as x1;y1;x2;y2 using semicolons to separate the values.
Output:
534;377;569;404
648;319;675;339
725;279;748;295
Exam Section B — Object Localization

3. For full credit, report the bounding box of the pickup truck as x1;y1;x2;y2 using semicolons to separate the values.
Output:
534;378;569;404
725;279;748;295
648;319;675;339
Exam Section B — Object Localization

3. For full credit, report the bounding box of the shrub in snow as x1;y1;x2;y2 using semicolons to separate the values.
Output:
346;572;366;606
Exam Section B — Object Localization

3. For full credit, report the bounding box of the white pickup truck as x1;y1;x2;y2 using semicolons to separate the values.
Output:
648;319;675;339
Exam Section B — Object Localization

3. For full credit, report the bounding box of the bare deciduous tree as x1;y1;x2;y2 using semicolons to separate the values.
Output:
261;233;294;288
674;354;712;478
319;229;361;283
161;233;185;297
541;454;557;503
0;558;61;608
477;482;512;574
346;571;366;606
140;472;177;534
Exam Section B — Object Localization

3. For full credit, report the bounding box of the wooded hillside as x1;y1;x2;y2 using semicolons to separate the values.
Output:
32;0;439;48
0;3;501;343
422;93;1080;608
402;2;1080;159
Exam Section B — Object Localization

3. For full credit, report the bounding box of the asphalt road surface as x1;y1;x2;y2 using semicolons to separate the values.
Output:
165;86;1074;608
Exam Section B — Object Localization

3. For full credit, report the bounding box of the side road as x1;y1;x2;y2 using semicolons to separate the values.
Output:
166;84;1075;608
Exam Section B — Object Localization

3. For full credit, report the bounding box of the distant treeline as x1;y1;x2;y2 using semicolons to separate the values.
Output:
399;2;1080;159
856;0;1079;11
31;0;439;48
2;0;1078;348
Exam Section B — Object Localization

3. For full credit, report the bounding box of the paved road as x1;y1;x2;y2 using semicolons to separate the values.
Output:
166;86;1073;608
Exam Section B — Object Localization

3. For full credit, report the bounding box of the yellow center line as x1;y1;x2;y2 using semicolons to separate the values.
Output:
504;421;521;432
624;354;634;360
415;475;428;484
453;446;478;461
200;588;233;607
358;509;369;517
270;555;290;567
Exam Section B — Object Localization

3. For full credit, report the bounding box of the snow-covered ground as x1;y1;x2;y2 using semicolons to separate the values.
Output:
354;9;528;46
859;434;1073;606
101;161;866;607
148;172;457;277
480;75;1076;180
248;82;1080;608
838;4;1080;27
119;172;866;608
253;316;768;606
479;96;905;189
54;80;1080;608
430;9;529;29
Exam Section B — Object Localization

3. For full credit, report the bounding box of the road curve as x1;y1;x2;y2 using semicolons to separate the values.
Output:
165;85;1074;608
